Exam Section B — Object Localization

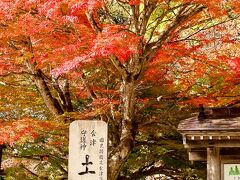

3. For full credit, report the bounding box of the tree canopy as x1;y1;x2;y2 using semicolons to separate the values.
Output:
0;0;240;179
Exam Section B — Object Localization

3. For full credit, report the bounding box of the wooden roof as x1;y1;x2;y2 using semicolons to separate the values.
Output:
178;106;240;132
178;116;240;131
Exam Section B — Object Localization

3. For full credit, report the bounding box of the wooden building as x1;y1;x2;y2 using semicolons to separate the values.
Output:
178;106;240;180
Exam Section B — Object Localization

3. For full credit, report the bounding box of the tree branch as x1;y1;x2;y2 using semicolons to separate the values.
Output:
144;4;206;61
80;72;97;100
20;164;39;178
86;11;102;33
109;55;128;78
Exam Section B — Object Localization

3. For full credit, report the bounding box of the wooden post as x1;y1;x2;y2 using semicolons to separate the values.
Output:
0;145;2;170
207;147;220;180
0;145;3;175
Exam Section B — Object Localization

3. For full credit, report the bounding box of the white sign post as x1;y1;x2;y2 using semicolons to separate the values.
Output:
68;120;108;180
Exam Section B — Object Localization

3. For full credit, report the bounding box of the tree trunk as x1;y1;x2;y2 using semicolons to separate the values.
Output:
26;61;64;116
62;79;73;112
108;79;136;180
33;70;64;116
52;79;73;112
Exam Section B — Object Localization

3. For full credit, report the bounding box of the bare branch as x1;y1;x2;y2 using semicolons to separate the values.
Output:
144;4;206;61
20;164;40;177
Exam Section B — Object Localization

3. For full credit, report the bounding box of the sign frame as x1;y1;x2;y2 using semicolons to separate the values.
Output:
221;158;240;180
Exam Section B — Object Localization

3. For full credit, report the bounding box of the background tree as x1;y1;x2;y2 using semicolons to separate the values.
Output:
0;0;240;179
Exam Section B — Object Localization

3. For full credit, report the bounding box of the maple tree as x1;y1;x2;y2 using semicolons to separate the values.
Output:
1;0;240;179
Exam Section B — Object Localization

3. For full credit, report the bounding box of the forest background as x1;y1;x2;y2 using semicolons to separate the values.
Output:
0;0;240;179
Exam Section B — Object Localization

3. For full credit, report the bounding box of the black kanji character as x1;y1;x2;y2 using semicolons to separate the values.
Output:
78;155;96;175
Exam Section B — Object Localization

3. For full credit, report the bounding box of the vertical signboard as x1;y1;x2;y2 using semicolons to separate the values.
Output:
68;120;107;180
224;164;240;180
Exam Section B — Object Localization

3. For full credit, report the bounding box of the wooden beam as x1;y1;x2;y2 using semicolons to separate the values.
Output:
183;135;186;145
189;151;207;161
184;140;240;148
186;135;240;141
182;132;240;136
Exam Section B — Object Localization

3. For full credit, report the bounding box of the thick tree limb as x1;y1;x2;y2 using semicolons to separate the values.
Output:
26;62;64;116
52;78;73;112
